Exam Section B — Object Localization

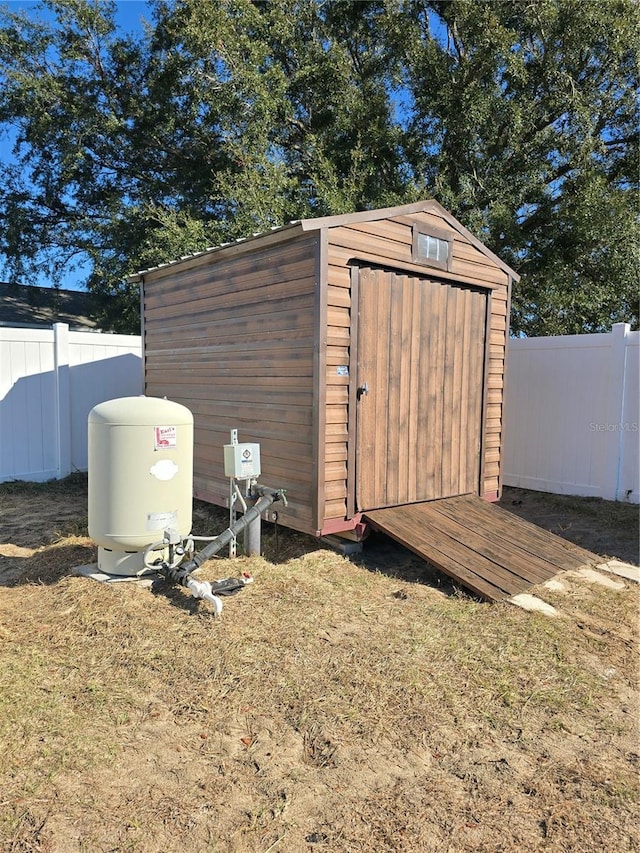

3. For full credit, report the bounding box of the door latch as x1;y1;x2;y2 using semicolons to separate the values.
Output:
357;382;369;400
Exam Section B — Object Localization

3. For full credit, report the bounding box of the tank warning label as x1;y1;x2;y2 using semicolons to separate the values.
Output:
154;425;177;450
147;510;178;531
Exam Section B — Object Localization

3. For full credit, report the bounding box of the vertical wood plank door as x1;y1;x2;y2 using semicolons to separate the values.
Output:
356;267;487;510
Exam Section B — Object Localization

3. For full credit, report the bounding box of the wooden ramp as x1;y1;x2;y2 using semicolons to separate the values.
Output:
364;494;598;602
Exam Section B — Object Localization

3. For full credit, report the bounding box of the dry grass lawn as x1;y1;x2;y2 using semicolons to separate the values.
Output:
0;476;638;852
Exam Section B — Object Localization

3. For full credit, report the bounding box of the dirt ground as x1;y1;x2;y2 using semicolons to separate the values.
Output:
1;478;637;586
0;477;638;852
498;487;638;567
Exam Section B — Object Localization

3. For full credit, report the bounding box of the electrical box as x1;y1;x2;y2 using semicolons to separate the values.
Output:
224;442;261;479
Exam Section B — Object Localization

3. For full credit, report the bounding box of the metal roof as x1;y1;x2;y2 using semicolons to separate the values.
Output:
129;221;302;281
130;201;520;281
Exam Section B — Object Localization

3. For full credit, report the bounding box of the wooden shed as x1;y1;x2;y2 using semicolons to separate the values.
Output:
136;200;515;539
136;200;600;602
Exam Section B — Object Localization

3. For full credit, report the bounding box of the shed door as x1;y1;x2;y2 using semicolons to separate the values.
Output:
355;267;487;511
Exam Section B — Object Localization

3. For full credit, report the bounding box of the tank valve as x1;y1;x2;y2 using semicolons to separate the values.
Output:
186;577;223;617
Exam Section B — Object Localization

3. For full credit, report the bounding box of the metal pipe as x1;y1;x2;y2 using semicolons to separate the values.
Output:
165;489;283;585
244;507;261;557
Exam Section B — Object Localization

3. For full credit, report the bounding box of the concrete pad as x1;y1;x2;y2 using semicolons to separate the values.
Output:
597;560;639;583
73;563;157;587
543;578;567;592
320;535;363;556
574;567;626;590
510;594;558;617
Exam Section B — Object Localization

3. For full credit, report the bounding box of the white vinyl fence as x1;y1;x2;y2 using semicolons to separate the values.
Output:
503;323;639;503
3;321;638;503
1;323;142;482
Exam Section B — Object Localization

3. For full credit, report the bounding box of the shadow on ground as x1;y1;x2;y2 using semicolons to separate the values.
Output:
499;486;638;565
0;542;96;587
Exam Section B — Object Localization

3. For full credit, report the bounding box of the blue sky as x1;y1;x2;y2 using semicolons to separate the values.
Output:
1;0;150;29
0;1;152;290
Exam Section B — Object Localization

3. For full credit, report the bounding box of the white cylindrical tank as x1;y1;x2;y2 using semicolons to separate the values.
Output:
88;396;193;576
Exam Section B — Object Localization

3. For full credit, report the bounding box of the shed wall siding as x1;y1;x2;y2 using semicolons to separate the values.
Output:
141;205;511;536
143;232;319;533
323;211;510;523
484;284;509;499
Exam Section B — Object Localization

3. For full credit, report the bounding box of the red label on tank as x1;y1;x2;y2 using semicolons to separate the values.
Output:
154;425;177;450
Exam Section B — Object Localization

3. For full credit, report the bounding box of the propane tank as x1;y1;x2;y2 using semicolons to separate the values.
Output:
88;396;193;575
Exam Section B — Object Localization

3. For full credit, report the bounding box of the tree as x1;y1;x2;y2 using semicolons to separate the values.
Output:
0;0;637;334
0;0;291;329
395;0;639;334
258;0;411;214
0;0;409;330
